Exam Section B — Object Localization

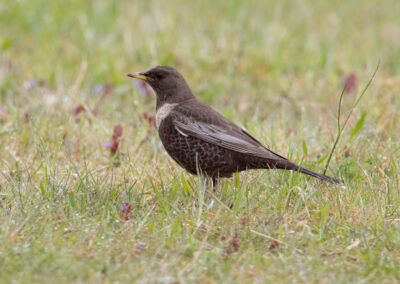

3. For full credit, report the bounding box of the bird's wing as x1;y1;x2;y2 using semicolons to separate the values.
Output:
171;102;287;161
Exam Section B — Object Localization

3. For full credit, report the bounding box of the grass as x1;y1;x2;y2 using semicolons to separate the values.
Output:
1;0;400;282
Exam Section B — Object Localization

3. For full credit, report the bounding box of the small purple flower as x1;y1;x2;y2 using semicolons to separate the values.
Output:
92;84;103;94
120;203;129;210
104;141;111;148
0;106;7;114
23;78;37;90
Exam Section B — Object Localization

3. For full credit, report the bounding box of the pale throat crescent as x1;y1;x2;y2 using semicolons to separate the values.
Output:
156;103;178;128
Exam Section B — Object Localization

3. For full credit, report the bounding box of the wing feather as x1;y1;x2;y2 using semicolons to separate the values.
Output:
172;107;285;161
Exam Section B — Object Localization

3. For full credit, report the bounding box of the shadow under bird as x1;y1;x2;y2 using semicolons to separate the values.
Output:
128;66;339;186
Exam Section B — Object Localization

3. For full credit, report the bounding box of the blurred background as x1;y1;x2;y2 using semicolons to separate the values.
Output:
2;0;399;99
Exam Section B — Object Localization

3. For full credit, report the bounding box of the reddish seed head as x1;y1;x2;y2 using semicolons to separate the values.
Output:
110;124;123;154
73;105;85;115
340;73;358;93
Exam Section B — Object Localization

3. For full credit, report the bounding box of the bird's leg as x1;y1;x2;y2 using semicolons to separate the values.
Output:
202;176;209;190
211;177;218;192
202;176;212;201
202;176;218;191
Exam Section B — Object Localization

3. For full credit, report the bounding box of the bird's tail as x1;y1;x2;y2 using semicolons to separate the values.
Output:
274;160;340;184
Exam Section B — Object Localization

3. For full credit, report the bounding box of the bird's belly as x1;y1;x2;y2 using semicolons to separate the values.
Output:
158;121;242;177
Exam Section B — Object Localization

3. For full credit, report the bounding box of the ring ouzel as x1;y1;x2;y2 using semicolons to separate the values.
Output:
128;66;339;186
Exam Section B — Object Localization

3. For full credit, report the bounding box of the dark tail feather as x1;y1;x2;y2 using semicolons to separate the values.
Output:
275;160;340;184
296;166;340;184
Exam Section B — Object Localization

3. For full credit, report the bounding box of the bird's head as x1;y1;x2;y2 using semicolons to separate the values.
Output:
128;65;194;106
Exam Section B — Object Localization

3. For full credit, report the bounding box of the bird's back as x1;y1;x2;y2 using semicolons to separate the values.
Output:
157;98;287;178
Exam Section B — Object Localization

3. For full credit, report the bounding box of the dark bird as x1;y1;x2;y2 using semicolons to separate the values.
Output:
128;66;339;186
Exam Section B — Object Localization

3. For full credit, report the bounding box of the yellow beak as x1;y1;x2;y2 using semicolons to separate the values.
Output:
127;72;150;81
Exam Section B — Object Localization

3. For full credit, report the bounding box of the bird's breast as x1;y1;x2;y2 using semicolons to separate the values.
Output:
156;103;178;128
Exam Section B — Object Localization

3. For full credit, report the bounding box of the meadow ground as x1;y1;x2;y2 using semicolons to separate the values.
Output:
1;0;399;282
